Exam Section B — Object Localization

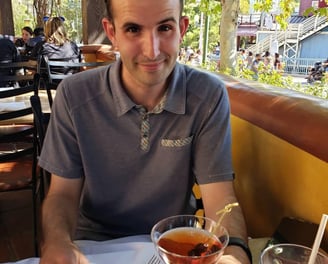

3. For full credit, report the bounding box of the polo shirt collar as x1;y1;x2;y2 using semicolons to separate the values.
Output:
110;59;186;117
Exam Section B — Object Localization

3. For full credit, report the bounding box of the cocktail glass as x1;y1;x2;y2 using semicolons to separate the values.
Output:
150;214;229;264
260;243;328;264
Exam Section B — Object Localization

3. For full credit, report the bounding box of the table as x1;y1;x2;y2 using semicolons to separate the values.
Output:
0;89;51;125
0;235;269;264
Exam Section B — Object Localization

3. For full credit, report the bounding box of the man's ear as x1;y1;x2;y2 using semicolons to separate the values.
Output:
102;18;117;47
179;16;189;44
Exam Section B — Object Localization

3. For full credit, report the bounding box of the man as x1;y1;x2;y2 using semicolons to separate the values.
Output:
39;0;251;263
26;27;45;55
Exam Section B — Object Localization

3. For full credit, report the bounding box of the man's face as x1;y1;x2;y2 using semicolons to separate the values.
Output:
102;0;189;90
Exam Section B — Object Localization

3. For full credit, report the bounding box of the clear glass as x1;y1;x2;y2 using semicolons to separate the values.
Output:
260;243;328;264
150;215;229;264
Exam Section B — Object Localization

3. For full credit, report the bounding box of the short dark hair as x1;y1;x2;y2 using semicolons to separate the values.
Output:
104;0;184;22
33;27;44;36
22;26;33;35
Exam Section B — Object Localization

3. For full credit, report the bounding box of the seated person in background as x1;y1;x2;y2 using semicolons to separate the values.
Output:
25;27;45;55
14;26;33;55
0;38;21;87
38;0;251;264
31;17;80;62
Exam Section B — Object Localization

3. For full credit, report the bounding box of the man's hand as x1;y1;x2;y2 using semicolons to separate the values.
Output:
218;254;243;264
39;241;89;264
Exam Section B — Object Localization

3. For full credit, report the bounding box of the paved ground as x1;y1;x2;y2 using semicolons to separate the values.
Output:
283;73;309;85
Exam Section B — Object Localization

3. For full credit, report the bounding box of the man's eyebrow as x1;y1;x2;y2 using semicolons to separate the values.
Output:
121;17;177;29
157;17;177;25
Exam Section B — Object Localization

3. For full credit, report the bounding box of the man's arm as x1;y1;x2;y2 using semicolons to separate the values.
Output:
40;174;88;264
200;181;251;264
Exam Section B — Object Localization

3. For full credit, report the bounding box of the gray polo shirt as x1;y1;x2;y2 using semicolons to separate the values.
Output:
39;60;234;240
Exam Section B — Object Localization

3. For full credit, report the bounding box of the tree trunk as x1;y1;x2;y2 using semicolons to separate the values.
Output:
219;0;239;73
33;0;52;27
0;0;14;36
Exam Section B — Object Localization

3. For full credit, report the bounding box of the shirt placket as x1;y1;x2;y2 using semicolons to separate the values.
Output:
136;93;167;152
139;107;150;151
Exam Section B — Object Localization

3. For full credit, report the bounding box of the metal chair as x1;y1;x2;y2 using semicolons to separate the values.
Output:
0;59;38;88
40;55;112;107
30;94;51;197
0;74;41;256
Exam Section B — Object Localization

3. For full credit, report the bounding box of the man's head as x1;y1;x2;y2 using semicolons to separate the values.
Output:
33;27;44;37
102;0;189;91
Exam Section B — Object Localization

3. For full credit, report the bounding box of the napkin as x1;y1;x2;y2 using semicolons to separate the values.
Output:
83;241;157;264
0;102;26;112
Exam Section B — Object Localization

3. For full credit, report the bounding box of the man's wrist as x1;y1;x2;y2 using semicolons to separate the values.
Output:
227;237;252;263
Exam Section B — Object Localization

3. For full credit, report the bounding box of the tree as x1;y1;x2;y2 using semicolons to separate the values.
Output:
192;0;299;73
12;0;82;42
0;0;15;36
219;0;239;73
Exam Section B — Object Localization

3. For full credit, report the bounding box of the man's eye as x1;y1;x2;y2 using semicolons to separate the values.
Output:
158;25;172;32
126;26;140;33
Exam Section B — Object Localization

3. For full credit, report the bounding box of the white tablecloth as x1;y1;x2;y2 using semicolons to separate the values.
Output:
1;235;269;264
2;235;162;264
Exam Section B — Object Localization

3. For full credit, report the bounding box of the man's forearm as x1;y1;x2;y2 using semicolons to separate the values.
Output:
41;194;79;245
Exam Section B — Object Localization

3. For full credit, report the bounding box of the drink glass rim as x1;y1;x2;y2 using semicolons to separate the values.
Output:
260;243;328;263
151;214;229;259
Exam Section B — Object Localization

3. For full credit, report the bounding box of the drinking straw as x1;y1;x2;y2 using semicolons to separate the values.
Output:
308;214;328;264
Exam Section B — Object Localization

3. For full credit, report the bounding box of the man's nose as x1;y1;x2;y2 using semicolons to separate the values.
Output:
142;32;160;60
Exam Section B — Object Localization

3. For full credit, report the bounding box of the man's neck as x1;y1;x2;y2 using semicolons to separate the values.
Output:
121;68;169;111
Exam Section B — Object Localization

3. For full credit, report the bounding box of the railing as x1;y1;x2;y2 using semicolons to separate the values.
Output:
247;15;328;55
282;57;324;75
300;15;328;38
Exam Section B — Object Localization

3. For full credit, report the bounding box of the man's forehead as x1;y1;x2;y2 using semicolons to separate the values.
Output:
111;0;180;16
111;0;180;25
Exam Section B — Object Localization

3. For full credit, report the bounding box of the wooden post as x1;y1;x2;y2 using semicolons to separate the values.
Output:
0;0;15;37
81;0;111;44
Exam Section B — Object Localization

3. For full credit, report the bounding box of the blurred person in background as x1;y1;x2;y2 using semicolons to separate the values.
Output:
14;26;33;55
31;17;80;61
0;38;21;87
25;27;45;55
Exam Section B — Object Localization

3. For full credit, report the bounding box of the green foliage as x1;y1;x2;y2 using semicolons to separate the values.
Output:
240;0;250;14
12;1;34;37
290;76;328;99
183;0;221;53
303;7;328;17
199;58;328;99
12;0;82;43
253;0;297;29
254;0;274;13
275;0;297;29
235;65;328;99
56;0;83;43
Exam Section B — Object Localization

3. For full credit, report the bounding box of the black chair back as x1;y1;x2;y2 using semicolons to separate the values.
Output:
40;55;112;106
0;59;38;87
30;94;51;197
0;74;41;256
